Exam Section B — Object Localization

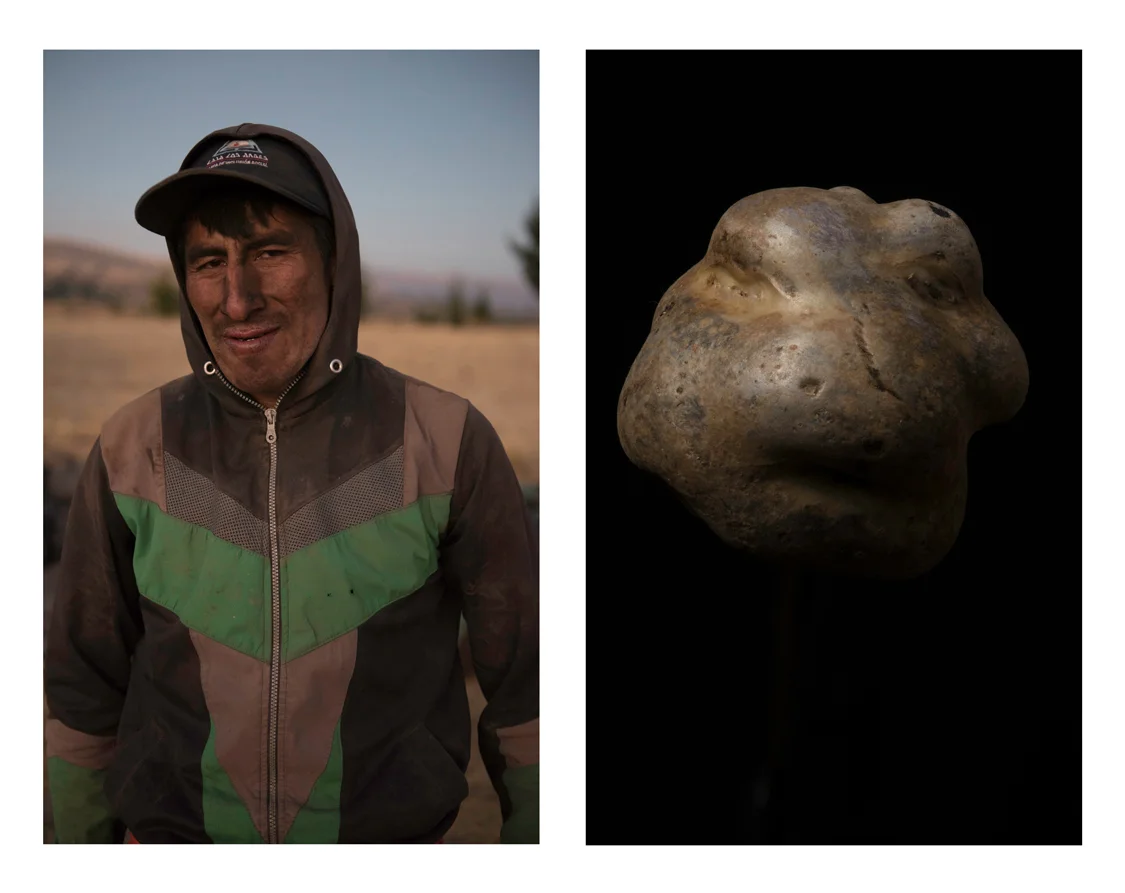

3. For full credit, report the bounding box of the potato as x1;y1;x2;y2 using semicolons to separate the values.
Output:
617;186;1029;580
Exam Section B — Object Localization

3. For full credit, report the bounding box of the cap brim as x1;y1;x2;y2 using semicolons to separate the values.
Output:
134;167;327;237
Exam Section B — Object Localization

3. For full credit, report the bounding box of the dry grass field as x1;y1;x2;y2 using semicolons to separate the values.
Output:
43;305;539;482
42;306;537;844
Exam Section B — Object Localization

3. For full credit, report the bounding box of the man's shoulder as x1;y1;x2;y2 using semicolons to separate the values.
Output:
356;354;474;417
355;358;477;492
99;375;193;504
101;375;194;454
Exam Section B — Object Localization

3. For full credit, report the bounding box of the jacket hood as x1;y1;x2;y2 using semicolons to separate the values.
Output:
160;123;362;415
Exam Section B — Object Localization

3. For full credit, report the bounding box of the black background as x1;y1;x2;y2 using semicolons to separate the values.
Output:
585;50;1081;844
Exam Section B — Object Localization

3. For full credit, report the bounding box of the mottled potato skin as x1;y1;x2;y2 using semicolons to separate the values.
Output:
617;186;1029;580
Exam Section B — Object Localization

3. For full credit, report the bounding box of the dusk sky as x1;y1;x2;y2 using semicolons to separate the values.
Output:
44;50;539;286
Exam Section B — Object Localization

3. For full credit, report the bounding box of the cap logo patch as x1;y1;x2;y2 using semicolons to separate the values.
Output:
206;139;269;170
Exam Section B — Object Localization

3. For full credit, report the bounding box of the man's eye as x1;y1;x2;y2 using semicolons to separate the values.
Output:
195;259;222;271
259;249;285;259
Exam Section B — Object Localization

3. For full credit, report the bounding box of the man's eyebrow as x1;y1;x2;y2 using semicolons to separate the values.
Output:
185;243;225;265
244;230;299;252
185;230;298;265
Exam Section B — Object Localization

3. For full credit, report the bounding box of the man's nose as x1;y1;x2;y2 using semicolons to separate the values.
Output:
222;259;263;320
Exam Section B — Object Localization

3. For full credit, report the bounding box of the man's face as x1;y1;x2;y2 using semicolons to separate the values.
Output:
183;203;331;407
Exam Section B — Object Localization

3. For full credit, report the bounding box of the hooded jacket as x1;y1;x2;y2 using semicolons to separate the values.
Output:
45;124;539;844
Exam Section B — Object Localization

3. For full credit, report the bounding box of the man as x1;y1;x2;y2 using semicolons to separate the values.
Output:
44;124;539;844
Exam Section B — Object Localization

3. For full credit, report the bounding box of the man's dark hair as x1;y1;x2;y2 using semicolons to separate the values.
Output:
175;183;335;280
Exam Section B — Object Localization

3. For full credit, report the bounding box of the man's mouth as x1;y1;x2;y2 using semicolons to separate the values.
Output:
222;325;280;356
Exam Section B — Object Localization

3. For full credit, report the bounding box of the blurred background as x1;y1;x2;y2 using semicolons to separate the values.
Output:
42;50;539;844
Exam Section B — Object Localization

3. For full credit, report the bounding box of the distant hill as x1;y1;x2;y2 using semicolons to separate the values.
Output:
43;237;539;321
44;238;172;311
370;269;538;321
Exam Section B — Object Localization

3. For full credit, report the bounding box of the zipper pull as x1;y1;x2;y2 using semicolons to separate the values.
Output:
264;408;277;444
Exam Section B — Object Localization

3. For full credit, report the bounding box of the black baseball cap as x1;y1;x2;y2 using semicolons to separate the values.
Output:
135;135;332;237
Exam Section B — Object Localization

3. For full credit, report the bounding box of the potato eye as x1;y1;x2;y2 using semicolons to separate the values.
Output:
905;269;959;305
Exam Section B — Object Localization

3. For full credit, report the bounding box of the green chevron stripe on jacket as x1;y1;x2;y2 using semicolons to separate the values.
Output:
114;492;450;661
281;496;451;660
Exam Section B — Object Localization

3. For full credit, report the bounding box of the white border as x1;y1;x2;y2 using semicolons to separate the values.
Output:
2;4;1121;891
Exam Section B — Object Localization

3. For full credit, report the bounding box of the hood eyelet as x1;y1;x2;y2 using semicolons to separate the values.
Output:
329;359;343;374
203;361;216;376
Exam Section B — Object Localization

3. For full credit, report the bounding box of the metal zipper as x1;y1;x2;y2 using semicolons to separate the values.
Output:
208;363;304;843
